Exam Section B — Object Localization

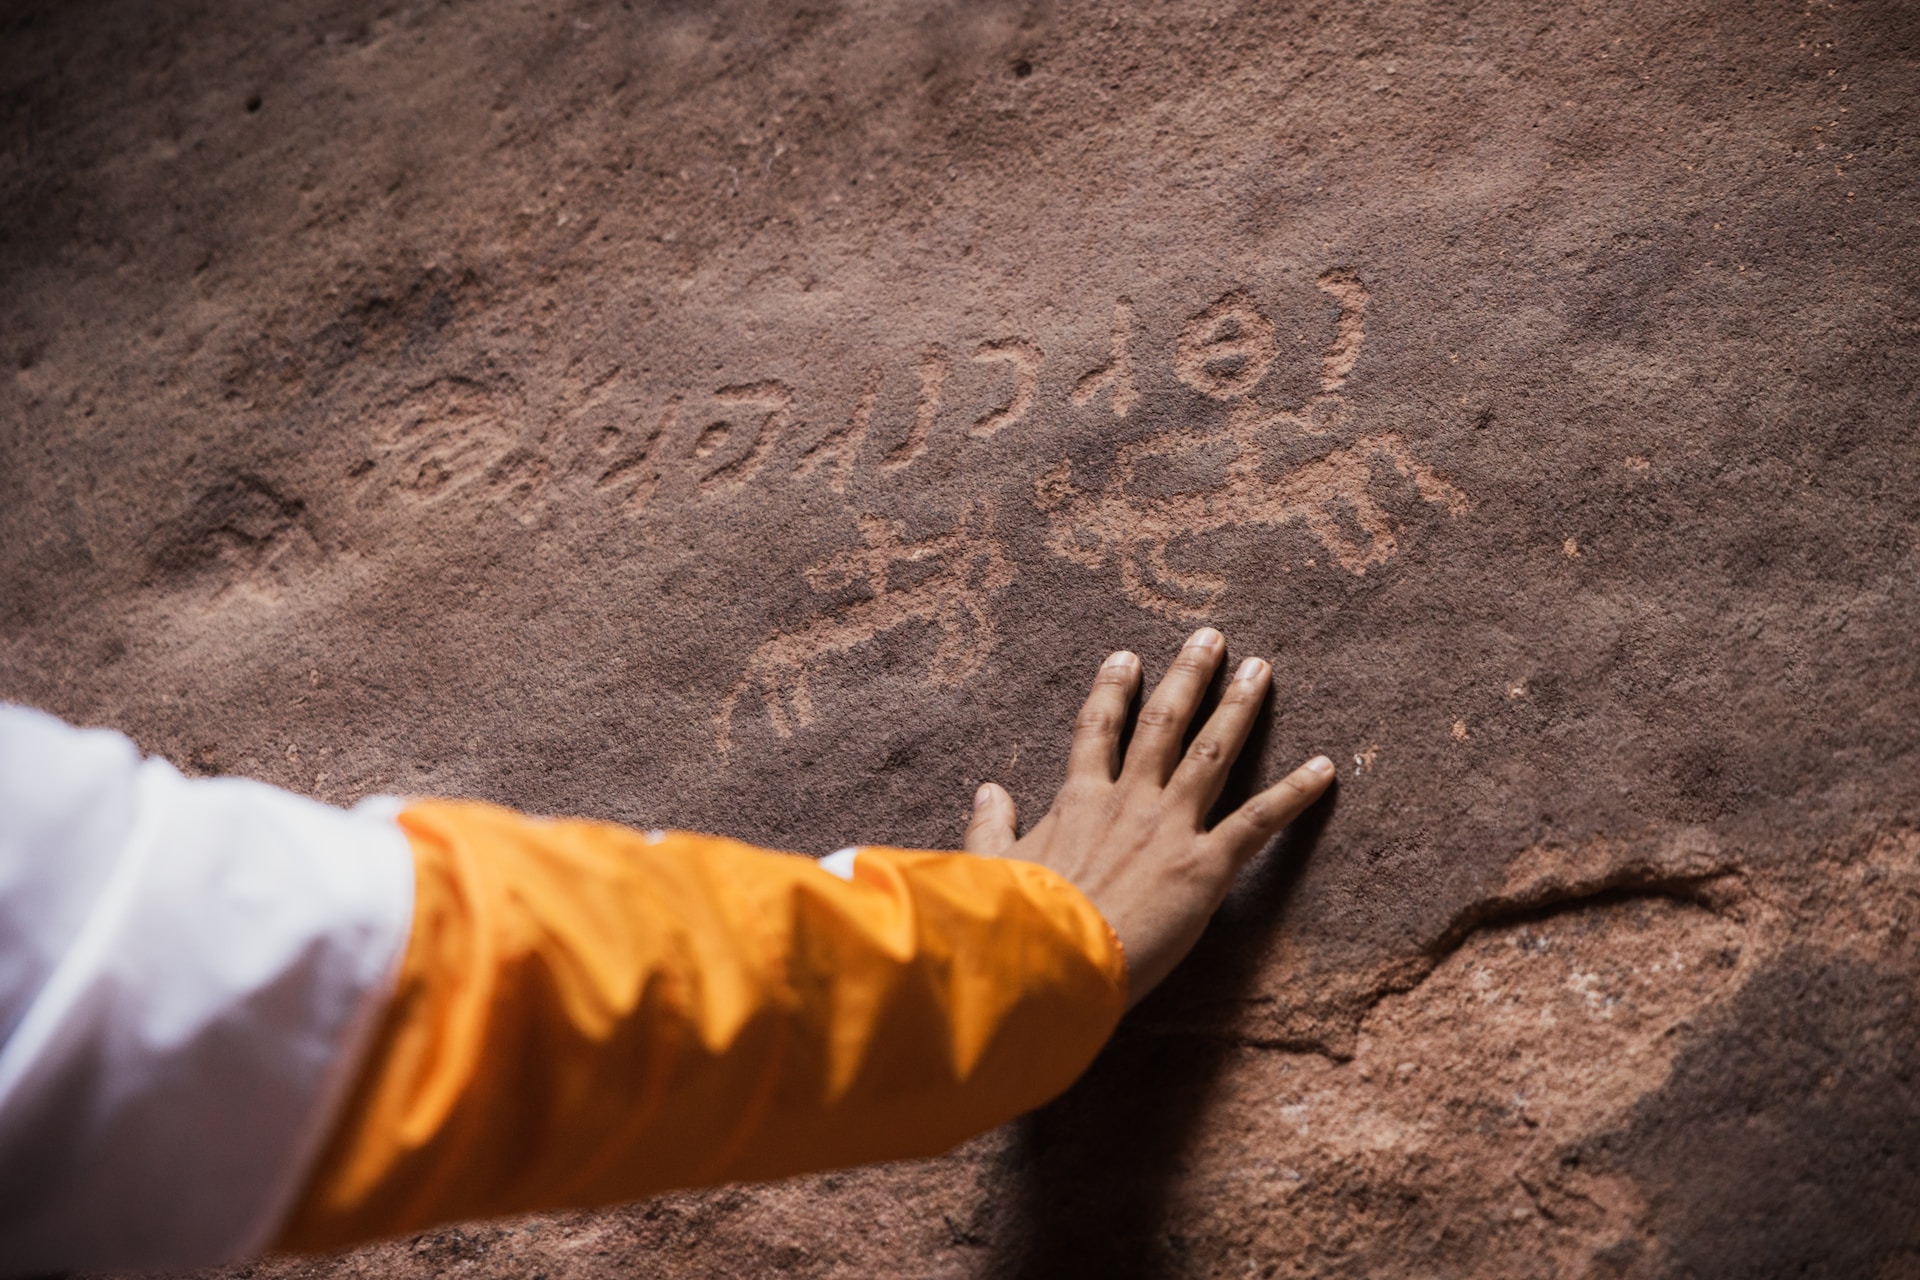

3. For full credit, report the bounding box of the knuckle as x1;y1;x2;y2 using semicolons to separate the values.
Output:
1062;783;1123;823
1137;704;1182;730
1239;796;1276;829
1074;707;1118;736
1091;667;1134;689
1056;777;1104;808
1187;736;1226;763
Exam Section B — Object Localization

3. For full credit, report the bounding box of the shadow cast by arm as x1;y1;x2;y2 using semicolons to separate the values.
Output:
981;684;1339;1278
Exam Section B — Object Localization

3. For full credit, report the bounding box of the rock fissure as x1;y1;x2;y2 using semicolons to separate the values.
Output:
1421;865;1744;970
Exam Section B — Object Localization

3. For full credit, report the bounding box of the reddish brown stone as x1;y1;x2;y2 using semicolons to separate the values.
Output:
3;0;1917;1273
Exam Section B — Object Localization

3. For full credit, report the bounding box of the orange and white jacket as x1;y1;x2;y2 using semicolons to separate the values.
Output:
0;705;1127;1272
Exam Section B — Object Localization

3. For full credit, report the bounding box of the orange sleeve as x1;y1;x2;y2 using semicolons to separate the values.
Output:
274;799;1126;1252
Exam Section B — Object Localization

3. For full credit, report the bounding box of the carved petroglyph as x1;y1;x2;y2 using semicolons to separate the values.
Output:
970;339;1042;438
1037;272;1469;619
390;388;517;497
697;381;793;495
1071;299;1139;418
594;394;680;515
1037;432;1466;618
794;369;879;495
881;347;950;472
1315;270;1367;392
1175;289;1278;401
353;275;1467;735
354;377;548;519
716;505;1014;747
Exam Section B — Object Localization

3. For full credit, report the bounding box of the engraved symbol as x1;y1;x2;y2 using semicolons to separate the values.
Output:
698;381;794;495
1071;299;1139;418
1037;273;1469;619
355;376;546;520
970;339;1043;438
1314;272;1367;392
717;504;1016;748
1174;289;1276;401
880;347;949;472
794;369;879;495
594;394;681;515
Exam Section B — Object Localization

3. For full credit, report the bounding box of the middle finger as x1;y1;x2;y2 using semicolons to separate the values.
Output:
1119;627;1225;788
1165;655;1271;818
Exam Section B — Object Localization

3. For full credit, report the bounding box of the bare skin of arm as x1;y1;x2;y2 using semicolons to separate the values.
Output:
964;626;1336;1007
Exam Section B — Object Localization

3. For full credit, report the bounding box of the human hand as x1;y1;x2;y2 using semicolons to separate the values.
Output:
963;628;1335;1007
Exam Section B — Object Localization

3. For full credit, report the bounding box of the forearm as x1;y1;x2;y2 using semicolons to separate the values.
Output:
277;799;1127;1251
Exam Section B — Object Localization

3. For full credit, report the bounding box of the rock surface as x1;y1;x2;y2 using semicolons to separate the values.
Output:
4;0;1918;1274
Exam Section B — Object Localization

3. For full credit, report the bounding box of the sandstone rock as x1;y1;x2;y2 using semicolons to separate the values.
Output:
3;0;1916;1274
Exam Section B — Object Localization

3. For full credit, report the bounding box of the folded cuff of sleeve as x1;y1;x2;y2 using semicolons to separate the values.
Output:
276;799;1126;1252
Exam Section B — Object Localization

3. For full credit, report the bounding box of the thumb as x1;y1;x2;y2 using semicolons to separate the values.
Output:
963;782;1017;856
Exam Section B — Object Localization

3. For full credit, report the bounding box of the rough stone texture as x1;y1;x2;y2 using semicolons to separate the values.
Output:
3;0;1918;1274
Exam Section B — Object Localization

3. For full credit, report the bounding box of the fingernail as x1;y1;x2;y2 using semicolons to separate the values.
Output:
1104;650;1138;670
1236;656;1267;682
1306;755;1335;777
974;782;996;809
1187;627;1222;650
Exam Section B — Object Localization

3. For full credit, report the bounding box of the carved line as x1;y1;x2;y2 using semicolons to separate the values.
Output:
715;505;1014;749
595;394;681;515
1315;270;1368;393
1070;299;1138;418
970;339;1042;439
881;347;950;473
698;381;794;496
794;368;879;496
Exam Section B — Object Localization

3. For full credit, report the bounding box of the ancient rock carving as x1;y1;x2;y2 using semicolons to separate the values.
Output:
697;381;793;495
716;505;1015;748
357;376;548;518
594;394;680;514
880;347;949;472
794;369;880;495
1175;289;1277;401
970;339;1042;438
1039;273;1470;619
1070;299;1139;418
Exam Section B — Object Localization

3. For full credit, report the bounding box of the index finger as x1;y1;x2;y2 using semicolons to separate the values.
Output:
1066;651;1141;783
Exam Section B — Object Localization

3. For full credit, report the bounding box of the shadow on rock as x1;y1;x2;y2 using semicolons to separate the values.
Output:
1588;949;1920;1279
984;697;1336;1279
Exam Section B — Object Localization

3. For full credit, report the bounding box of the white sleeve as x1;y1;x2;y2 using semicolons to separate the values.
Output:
0;705;415;1274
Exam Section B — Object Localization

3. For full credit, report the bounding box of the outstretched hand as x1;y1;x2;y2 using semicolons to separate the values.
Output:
963;628;1334;1007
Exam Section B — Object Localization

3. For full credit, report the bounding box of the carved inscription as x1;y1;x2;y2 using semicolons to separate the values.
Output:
698;381;794;495
881;347;950;472
354;273;1469;742
1071;299;1139;418
594;395;679;514
970;339;1042;438
352;377;547;520
1037;272;1469;619
1175;289;1277;400
793;370;878;495
716;506;1014;749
